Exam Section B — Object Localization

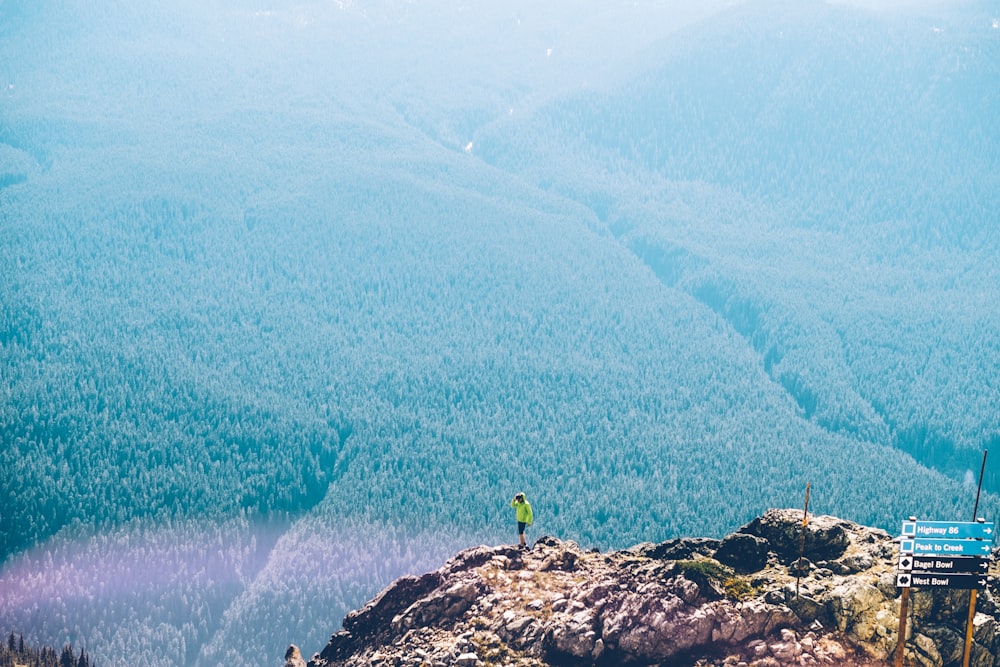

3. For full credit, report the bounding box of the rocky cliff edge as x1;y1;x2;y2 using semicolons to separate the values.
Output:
288;509;1000;667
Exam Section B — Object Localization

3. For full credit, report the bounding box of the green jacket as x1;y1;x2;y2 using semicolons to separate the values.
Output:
511;497;533;525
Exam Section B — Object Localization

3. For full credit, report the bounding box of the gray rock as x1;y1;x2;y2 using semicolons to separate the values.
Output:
838;553;874;573
591;638;605;661
921;625;963;666
284;645;307;667
825;579;889;646
546;609;597;659
344;571;444;639
441;544;521;576
636;537;722;560
909;632;943;667
394;579;484;630
739;509;850;563
783;589;827;625
602;593;716;661
714;532;770;573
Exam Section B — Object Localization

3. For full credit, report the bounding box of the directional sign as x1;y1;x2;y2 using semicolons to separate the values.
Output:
901;520;994;541
899;538;993;557
898;555;989;575
896;572;987;590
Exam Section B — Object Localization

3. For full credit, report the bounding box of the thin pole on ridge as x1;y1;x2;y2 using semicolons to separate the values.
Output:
795;482;810;598
972;449;987;523
963;450;988;667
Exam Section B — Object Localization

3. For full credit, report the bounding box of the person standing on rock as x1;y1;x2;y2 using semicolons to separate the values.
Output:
511;492;533;549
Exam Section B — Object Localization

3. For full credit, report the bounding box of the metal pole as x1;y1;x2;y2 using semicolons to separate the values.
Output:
961;449;990;666
796;482;811;597
972;449;987;522
895;585;910;667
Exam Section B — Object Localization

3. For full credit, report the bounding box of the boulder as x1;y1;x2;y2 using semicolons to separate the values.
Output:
783;588;828;625
393;578;485;631
838;552;874;574
739;508;850;563
284;645;307;667
441;544;521;576
712;599;792;644
636;537;721;560
342;571;443;638
545;608;597;659
826;579;890;644
921;625;963;666
314;570;444;662
714;532;770;573
601;593;717;661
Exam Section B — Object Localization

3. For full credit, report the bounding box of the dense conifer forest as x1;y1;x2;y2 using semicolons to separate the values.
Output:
2;1;998;665
0;632;92;667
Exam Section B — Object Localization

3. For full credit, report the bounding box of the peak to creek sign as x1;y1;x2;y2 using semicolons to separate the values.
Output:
896;520;993;590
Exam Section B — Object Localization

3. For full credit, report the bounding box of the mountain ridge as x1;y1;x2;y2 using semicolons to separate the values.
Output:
290;509;1000;667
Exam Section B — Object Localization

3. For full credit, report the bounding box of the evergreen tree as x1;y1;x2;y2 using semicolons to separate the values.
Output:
59;645;74;667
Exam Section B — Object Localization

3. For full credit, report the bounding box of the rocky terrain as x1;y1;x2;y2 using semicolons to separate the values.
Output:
288;510;1000;667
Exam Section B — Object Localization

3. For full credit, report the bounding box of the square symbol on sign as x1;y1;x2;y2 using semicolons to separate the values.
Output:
900;539;914;554
901;521;916;537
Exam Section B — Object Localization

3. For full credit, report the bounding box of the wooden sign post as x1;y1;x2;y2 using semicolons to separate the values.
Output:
963;450;989;667
961;588;976;667
894;585;910;667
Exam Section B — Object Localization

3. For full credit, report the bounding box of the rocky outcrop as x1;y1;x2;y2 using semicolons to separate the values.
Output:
284;645;307;667
739;509;854;564
296;509;1000;667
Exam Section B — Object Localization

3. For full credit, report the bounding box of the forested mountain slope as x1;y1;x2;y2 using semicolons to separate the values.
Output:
475;0;1000;490
1;1;998;666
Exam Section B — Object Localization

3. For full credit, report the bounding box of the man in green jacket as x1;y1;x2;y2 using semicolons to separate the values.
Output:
511;492;533;549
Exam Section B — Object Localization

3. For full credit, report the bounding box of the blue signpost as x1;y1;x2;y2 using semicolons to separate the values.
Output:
899;537;992;557
901;520;994;541
897;519;993;590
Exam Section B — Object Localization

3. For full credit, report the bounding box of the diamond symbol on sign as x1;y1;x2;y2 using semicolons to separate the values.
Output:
896;573;911;587
899;557;912;570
